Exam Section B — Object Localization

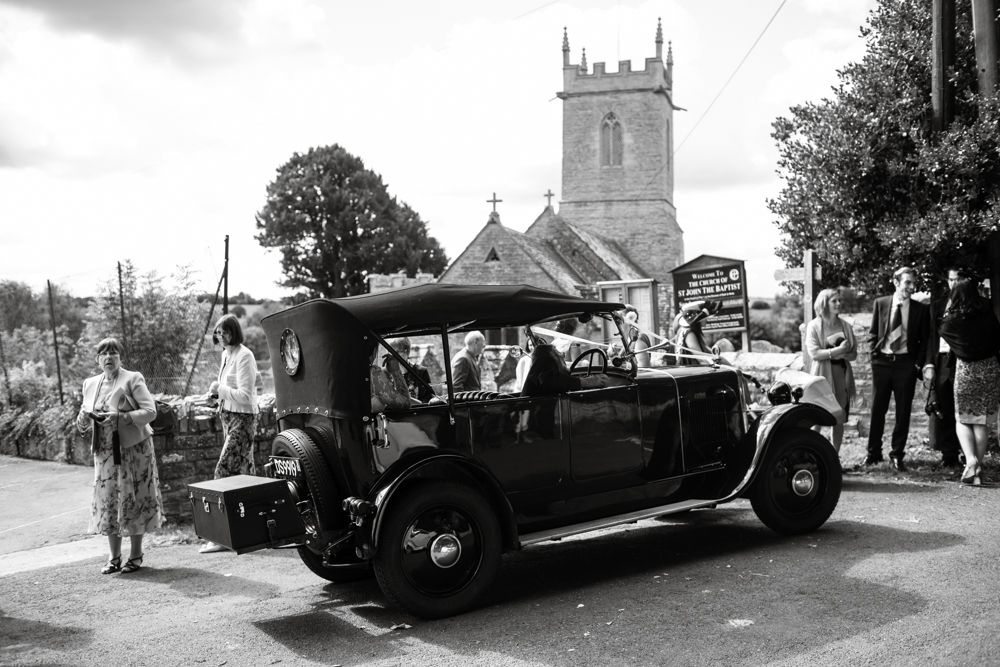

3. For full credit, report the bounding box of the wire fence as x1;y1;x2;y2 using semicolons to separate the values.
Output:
0;252;276;412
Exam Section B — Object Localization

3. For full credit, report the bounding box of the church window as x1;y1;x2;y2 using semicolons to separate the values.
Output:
600;113;623;167
485;247;501;262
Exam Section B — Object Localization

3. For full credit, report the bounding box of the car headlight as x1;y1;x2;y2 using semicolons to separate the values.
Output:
279;328;301;375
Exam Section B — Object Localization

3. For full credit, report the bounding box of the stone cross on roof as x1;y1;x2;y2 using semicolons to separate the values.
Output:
544;189;555;207
487;192;502;212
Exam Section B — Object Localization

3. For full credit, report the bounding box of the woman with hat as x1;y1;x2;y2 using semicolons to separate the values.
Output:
674;300;720;365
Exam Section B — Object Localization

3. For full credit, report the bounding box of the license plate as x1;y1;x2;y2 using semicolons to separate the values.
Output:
268;456;302;479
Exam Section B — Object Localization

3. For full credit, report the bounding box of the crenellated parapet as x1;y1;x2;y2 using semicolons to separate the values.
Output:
557;18;673;102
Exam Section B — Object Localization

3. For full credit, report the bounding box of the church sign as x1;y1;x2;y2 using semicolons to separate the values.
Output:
672;260;748;333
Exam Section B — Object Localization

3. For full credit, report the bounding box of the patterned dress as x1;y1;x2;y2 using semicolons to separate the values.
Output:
954;356;1000;425
89;419;163;537
215;411;258;478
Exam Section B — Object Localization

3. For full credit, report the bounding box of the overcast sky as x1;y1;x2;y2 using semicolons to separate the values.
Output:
0;0;876;301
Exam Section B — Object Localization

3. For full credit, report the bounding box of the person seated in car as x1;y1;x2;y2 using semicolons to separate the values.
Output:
370;346;411;412
520;344;608;398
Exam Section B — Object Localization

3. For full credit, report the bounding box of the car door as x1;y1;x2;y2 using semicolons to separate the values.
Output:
567;384;643;480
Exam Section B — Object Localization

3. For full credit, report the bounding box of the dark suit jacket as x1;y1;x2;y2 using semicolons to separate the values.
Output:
927;294;949;359
867;295;932;368
451;348;481;392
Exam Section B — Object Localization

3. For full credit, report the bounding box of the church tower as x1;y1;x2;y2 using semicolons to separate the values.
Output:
557;20;684;320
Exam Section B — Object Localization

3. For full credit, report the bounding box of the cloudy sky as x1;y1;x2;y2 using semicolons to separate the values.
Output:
0;0;876;301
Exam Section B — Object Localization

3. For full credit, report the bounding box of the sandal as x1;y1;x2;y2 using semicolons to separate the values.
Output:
101;555;122;574
121;554;143;574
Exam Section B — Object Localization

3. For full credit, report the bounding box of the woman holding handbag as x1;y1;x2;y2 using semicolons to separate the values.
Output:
805;289;857;452
200;314;260;553
76;337;162;574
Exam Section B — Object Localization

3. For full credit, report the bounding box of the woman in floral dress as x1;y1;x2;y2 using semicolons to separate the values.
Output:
76;337;162;574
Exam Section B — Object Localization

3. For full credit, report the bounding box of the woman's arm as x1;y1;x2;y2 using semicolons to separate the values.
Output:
841;321;858;362
125;372;157;427
805;319;829;360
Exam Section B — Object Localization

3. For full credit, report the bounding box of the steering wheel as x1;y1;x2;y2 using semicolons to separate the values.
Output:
569;348;608;376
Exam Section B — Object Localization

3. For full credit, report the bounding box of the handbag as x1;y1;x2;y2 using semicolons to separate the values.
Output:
924;383;945;420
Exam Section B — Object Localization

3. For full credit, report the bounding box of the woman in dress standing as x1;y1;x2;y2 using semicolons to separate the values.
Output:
200;314;260;553
76;337;162;574
939;273;1000;485
805;289;858;452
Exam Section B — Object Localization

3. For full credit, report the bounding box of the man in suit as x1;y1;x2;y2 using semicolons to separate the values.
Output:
866;267;934;471
928;268;962;468
451;330;485;392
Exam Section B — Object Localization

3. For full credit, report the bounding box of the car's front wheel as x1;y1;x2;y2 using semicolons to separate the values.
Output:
374;482;501;619
749;427;841;535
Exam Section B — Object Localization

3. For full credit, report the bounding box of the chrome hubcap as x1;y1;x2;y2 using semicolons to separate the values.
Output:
791;469;815;496
429;534;462;568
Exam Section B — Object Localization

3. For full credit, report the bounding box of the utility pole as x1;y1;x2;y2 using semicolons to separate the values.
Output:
971;0;1000;318
117;261;128;354
931;0;955;132
47;280;64;405
223;235;229;315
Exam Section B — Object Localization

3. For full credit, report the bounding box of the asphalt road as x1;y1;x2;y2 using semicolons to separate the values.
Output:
2;454;999;667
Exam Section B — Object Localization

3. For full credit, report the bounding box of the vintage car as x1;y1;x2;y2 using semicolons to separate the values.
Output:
188;284;841;619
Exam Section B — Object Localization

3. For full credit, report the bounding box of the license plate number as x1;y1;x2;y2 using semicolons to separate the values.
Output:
269;456;302;478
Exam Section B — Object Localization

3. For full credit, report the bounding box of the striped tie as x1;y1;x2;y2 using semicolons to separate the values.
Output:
887;304;903;352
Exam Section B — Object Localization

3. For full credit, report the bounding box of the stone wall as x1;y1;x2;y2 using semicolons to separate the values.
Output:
9;409;281;526
8;321;937;526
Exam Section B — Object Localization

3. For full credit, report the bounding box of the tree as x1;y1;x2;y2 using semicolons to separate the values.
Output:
255;145;449;298
81;261;206;394
768;0;1000;296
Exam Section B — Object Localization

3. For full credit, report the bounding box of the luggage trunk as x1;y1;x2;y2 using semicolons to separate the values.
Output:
187;475;307;554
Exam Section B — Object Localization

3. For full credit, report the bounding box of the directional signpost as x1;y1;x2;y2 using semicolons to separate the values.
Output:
774;249;822;365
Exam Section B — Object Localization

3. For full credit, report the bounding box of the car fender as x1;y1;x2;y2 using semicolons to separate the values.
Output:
727;402;837;499
359;453;519;558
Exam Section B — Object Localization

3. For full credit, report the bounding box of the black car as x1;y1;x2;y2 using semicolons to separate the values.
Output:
189;284;840;618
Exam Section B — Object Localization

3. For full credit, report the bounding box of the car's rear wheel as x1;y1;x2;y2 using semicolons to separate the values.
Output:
374;481;501;619
271;429;371;583
749;427;841;535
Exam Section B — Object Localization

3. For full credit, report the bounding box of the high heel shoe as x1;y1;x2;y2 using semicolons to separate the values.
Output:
961;464;977;485
974;464;984;486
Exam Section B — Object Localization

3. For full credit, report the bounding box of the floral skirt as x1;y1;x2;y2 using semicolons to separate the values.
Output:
955;356;1000;425
89;424;162;537
215;411;259;478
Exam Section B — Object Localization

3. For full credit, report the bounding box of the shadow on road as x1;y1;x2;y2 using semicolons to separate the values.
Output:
0;610;93;659
253;503;963;665
136;566;281;599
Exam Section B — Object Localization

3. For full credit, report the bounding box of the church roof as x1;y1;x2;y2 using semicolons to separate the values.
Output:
436;207;652;298
561;220;648;280
507;230;585;293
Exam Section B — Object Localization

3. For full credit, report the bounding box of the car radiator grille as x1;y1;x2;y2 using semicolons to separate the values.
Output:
689;393;730;444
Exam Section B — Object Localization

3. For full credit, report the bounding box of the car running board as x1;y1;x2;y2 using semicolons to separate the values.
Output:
518;498;719;547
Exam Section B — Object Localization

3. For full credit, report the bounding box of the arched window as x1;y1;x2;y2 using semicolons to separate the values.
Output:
600;113;623;167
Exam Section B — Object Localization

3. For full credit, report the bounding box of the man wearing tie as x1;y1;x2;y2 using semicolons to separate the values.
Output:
866;267;934;471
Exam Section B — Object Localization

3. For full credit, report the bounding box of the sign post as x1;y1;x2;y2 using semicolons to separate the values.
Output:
774;249;822;365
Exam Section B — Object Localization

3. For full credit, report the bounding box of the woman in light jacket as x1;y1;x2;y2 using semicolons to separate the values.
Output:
805;289;857;452
200;314;260;553
76;337;162;574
